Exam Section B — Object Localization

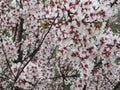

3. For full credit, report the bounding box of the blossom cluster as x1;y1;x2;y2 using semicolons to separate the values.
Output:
0;0;120;90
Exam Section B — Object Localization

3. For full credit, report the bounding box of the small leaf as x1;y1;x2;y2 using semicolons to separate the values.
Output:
40;22;45;29
114;57;120;65
110;22;120;34
67;66;73;72
21;33;26;39
58;0;60;4
42;0;46;4
50;45;59;59
4;31;11;37
66;64;73;72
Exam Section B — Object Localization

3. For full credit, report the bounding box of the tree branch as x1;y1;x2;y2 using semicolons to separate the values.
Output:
110;0;118;7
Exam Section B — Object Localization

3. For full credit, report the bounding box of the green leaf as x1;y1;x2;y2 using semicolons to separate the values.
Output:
67;66;73;72
110;8;120;34
42;0;46;4
58;0;60;4
50;45;59;59
4;31;11;37
114;58;120;65
110;22;120;34
40;22;45;29
21;33;26;40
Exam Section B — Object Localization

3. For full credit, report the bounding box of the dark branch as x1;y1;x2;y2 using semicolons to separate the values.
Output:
13;23;18;42
14;18;24;63
83;83;87;90
110;0;118;7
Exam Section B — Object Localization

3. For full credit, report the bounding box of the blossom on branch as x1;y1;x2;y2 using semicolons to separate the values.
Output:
0;0;120;90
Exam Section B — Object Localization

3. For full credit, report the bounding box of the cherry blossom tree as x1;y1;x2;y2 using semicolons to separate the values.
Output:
0;0;120;90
